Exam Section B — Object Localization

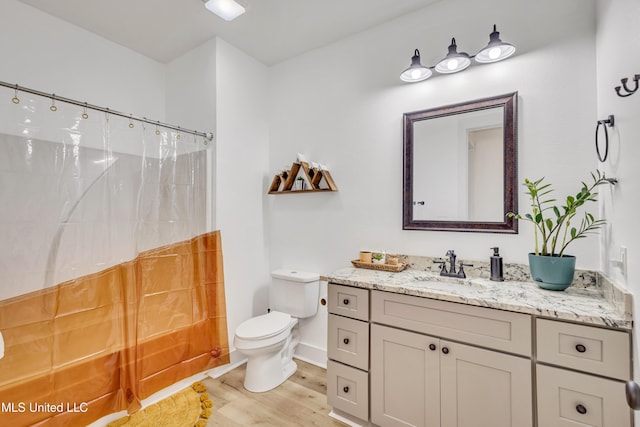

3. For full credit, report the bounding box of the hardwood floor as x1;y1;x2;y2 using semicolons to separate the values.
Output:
202;359;348;426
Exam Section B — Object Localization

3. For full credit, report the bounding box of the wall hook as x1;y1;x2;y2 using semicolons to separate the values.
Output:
595;115;614;162
615;74;639;97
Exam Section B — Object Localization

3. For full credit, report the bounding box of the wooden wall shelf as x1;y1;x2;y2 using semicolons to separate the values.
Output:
269;161;338;194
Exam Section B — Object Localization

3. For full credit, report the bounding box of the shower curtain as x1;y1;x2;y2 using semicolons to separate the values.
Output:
0;87;229;426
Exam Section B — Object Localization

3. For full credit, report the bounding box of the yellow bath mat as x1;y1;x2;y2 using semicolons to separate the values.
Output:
107;382;213;427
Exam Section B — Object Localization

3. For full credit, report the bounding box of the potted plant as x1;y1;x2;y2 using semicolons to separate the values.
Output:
507;170;617;291
295;176;305;191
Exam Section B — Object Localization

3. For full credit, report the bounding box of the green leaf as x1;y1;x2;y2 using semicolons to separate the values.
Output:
571;227;577;238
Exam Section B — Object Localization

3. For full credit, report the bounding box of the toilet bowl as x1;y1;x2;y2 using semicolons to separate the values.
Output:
233;269;319;393
234;311;300;392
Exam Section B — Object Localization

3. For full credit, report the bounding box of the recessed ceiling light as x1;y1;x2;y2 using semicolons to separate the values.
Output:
204;0;246;22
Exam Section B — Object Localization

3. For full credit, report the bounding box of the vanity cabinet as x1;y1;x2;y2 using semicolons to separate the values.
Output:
327;284;370;421
326;282;634;427
370;291;532;427
535;318;632;427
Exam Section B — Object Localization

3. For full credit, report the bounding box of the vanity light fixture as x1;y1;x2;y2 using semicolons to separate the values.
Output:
400;49;433;82
204;0;246;21
475;25;516;63
435;38;471;74
400;25;516;82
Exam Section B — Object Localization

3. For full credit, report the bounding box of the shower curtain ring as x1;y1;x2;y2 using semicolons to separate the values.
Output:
128;114;134;129
177;126;181;140
11;85;20;104
82;103;89;119
50;94;58;112
156;121;161;135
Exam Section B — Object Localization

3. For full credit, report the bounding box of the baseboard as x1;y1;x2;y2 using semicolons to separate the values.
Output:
294;342;327;369
208;349;247;379
329;409;371;427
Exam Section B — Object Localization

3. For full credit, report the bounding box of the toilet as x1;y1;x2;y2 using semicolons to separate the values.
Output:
233;269;320;392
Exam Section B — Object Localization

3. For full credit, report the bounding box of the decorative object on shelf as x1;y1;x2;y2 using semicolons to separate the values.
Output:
351;259;408;272
268;156;338;194
595;115;615;162
371;251;386;264
359;251;373;263
400;25;515;83
507;171;617;291
615;74;639;98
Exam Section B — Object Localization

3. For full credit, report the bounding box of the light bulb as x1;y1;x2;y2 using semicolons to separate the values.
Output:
447;60;459;70
489;47;502;60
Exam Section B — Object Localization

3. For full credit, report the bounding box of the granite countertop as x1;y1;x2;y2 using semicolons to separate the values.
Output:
326;267;633;330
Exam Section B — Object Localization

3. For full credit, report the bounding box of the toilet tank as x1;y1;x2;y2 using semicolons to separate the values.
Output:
269;269;320;318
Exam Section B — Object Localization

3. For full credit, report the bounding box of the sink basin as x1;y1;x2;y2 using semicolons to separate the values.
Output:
407;273;487;291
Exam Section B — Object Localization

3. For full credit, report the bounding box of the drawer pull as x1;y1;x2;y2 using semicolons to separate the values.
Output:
576;404;587;415
575;344;587;353
343;298;350;305
343;386;349;393
429;344;437;351
442;346;449;355
343;338;350;345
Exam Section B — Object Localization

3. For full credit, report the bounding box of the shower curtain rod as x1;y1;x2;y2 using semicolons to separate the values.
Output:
0;81;214;141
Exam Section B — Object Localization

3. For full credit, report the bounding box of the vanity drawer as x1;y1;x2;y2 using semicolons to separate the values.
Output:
537;364;631;427
328;314;369;370
371;290;531;356
328;284;369;321
536;318;630;380
327;360;369;421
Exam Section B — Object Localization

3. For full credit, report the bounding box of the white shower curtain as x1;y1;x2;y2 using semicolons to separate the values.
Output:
0;87;229;426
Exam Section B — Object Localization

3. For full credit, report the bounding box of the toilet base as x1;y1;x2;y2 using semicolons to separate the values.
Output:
241;324;300;393
243;353;297;393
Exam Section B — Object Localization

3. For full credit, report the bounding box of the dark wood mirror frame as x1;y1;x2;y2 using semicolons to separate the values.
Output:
403;92;518;233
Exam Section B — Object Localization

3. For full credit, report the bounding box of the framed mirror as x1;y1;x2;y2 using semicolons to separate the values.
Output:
403;92;518;233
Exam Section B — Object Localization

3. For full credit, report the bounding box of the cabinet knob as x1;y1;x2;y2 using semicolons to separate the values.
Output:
576;404;587;415
343;386;349;393
429;344;437;351
575;344;587;353
343;298;350;305
442;347;449;355
343;338;350;345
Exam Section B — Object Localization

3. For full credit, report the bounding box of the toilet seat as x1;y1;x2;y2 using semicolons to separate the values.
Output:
235;311;292;340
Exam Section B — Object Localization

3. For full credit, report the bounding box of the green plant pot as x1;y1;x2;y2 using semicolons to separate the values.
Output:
528;253;576;291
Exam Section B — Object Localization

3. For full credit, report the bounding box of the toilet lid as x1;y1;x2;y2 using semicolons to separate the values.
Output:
236;311;292;340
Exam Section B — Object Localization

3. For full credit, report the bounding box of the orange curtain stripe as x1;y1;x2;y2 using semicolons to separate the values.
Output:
0;231;229;426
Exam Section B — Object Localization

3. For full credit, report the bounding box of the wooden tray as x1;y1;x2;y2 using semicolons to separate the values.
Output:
351;260;408;272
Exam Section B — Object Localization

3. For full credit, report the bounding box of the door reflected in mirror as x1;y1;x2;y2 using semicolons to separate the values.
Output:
403;92;517;233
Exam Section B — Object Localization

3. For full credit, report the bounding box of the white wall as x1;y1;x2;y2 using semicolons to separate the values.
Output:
595;0;640;422
0;1;165;120
214;38;271;350
268;0;598;354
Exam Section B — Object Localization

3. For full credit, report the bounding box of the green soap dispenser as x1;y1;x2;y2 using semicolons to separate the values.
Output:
490;247;504;281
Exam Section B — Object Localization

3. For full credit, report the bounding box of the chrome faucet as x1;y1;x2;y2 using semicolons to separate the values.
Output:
434;250;473;279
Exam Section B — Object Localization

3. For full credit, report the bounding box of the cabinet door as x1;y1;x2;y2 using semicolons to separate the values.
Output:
537;364;631;427
371;324;440;427
440;340;532;427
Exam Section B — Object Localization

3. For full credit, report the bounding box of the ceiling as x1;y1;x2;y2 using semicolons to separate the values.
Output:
18;0;440;65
